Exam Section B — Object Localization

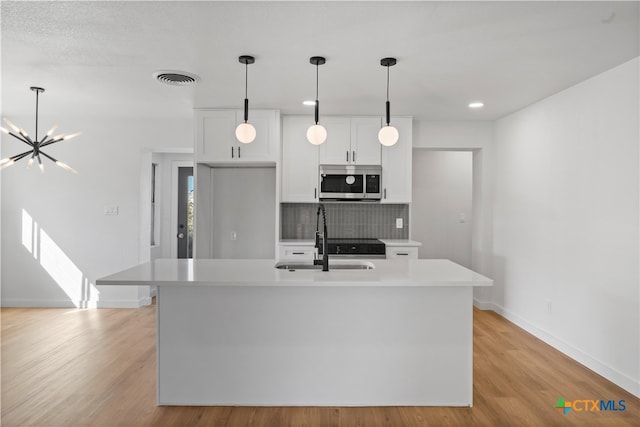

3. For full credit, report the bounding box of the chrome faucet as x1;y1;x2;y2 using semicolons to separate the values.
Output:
314;204;329;271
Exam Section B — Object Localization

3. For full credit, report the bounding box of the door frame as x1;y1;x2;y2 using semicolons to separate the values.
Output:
170;160;194;258
138;148;193;264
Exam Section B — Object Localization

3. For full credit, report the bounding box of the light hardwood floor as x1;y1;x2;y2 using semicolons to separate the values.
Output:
1;305;638;426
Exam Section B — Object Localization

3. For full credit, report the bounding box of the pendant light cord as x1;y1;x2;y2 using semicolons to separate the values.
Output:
385;64;391;126
35;90;39;142
386;65;390;103
244;62;249;123
314;63;320;125
245;62;248;99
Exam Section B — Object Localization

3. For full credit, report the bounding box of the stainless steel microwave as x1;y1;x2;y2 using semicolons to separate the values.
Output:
319;165;382;201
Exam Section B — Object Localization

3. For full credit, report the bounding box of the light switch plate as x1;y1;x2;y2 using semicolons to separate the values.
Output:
104;205;119;216
396;218;403;229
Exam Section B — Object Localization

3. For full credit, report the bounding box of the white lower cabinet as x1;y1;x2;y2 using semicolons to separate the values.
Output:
278;245;316;261
386;246;419;259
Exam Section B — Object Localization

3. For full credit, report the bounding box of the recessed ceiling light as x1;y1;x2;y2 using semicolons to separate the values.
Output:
468;101;484;109
303;100;316;106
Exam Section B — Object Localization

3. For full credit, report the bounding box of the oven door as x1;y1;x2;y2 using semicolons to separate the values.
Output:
319;173;365;200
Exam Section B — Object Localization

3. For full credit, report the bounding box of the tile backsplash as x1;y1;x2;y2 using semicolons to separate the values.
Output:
281;203;409;239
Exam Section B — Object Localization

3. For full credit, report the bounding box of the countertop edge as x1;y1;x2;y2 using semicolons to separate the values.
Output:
96;258;493;288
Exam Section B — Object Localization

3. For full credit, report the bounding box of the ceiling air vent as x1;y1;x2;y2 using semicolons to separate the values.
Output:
153;70;200;86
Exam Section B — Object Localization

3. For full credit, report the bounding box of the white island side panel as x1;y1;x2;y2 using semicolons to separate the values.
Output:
157;284;473;406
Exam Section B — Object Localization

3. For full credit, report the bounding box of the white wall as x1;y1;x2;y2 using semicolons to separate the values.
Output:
1;116;192;308
412;150;473;268
493;58;639;396
210;167;276;259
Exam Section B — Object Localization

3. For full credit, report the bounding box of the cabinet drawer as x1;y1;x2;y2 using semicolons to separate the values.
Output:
386;247;418;259
278;245;315;261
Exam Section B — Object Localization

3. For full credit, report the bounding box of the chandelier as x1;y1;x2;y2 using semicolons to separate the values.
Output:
1;87;80;173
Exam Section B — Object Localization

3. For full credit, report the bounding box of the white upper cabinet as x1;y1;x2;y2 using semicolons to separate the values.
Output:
318;117;352;164
319;117;381;165
195;109;280;164
281;116;319;203
281;115;412;204
351;117;383;165
381;117;413;203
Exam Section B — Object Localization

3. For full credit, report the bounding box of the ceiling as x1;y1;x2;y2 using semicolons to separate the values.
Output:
1;1;638;122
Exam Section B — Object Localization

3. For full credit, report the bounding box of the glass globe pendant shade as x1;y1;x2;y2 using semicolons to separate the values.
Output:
307;124;327;145
235;122;256;144
378;125;399;146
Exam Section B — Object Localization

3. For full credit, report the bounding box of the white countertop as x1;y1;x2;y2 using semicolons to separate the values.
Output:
379;239;422;247
279;239;422;247
279;239;315;246
97;258;492;288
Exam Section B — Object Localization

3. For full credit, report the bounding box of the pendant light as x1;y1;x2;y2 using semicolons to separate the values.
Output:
235;55;256;144
0;87;80;173
378;57;399;147
307;56;327;145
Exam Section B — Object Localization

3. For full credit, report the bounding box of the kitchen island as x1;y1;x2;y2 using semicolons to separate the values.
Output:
97;258;492;406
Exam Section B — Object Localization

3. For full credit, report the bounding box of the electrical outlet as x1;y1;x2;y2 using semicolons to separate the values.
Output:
396;218;403;229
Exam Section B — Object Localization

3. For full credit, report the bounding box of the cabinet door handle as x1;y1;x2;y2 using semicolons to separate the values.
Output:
353;151;356;163
292;252;305;255
346;150;349;162
314;188;317;199
384;188;387;199
231;147;234;158
238;146;241;158
397;252;409;256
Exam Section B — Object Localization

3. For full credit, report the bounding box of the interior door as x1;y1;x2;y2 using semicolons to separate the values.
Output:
177;166;194;258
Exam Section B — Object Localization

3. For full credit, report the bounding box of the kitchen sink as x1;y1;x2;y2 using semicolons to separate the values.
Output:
274;261;375;271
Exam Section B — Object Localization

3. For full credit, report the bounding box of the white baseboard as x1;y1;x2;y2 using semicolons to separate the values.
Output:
473;298;640;398
472;299;496;311
2;297;152;309
1;299;80;308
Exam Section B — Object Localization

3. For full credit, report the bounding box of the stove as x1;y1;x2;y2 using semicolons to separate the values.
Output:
319;238;386;258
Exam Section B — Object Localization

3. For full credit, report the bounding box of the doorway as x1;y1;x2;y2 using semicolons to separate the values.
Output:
209;167;276;259
176;166;194;258
140;151;194;262
411;150;473;268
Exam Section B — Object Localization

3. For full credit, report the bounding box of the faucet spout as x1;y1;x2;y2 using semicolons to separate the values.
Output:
314;204;329;271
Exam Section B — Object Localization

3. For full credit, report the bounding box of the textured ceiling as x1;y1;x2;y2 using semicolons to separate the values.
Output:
1;1;638;121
